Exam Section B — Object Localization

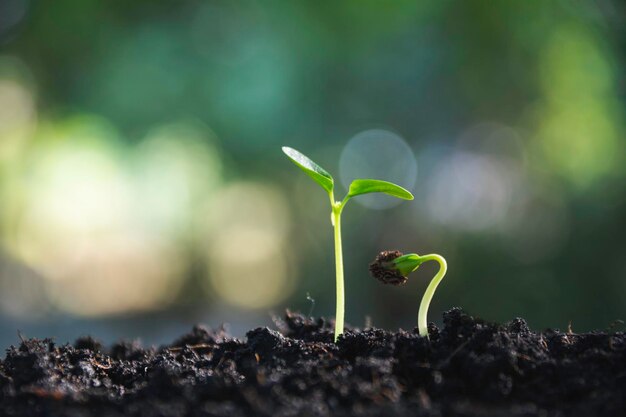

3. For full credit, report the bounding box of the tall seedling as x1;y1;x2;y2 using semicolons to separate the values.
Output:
282;147;414;341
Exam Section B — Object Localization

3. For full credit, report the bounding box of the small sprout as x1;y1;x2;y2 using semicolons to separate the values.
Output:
282;146;413;341
369;250;407;285
369;250;448;339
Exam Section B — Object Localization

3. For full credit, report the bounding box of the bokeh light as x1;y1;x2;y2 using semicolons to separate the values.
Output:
202;182;294;310
339;129;417;209
8;118;183;315
132;121;222;237
532;23;624;190
0;117;217;317
425;123;527;233
426;151;517;231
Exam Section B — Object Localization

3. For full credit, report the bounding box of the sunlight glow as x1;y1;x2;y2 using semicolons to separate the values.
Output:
202;182;294;309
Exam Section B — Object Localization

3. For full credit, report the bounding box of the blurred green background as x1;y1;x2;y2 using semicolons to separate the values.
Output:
0;0;625;345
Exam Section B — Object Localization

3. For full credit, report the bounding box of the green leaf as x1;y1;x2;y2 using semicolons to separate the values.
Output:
282;146;334;193
347;179;414;200
392;254;422;276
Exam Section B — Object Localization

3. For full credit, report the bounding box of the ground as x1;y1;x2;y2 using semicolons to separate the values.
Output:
1;308;625;417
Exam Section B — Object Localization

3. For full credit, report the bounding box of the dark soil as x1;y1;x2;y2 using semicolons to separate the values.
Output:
1;309;625;417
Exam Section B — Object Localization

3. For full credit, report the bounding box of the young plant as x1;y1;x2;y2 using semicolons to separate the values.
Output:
282;147;414;341
369;250;447;338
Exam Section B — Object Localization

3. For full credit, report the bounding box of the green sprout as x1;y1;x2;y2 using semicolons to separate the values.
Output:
369;250;447;338
282;147;414;341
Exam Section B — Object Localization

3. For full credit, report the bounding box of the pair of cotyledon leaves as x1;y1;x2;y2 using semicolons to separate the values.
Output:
282;147;414;202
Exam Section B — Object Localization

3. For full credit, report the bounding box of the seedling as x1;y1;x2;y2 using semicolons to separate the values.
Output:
369;250;447;338
282;147;414;341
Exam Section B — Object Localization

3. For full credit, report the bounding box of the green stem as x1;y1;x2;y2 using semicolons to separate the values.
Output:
331;204;344;342
416;254;447;338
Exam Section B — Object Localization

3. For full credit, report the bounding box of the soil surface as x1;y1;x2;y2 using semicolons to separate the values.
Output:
1;308;625;417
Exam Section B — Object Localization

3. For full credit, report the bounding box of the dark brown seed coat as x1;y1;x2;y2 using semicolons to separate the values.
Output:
369;250;407;285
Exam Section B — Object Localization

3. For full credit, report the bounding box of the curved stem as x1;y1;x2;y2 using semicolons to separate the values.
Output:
332;205;344;341
416;254;447;338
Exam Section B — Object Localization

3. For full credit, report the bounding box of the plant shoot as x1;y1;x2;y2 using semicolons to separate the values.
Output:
369;250;448;338
282;146;414;341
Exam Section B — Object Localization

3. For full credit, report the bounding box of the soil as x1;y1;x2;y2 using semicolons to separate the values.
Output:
1;308;625;417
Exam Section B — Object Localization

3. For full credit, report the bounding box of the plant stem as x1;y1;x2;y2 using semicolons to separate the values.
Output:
331;204;344;342
416;254;447;338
